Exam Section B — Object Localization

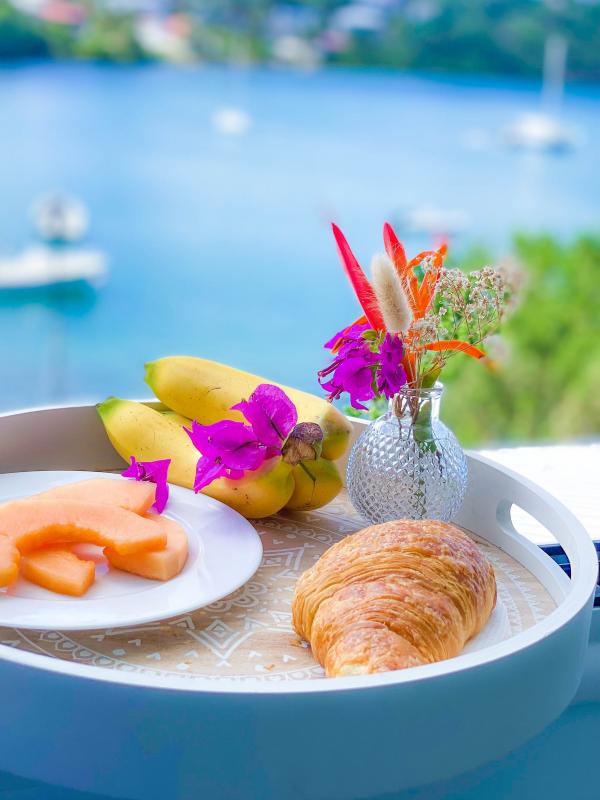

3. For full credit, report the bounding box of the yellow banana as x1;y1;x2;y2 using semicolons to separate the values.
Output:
206;458;294;519
156;407;343;512
286;458;343;511
97;398;294;519
160;409;193;428
100;398;196;488
145;356;351;460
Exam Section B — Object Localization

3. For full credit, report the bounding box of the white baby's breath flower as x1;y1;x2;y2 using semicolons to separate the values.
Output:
437;268;469;293
410;315;440;344
415;258;512;381
420;255;437;274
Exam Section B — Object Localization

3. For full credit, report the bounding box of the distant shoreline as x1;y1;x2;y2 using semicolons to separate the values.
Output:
1;0;600;83
2;59;600;96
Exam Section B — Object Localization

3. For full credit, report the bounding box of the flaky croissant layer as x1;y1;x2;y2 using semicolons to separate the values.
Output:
292;520;496;678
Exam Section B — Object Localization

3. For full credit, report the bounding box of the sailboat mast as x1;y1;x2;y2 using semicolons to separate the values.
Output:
542;34;567;117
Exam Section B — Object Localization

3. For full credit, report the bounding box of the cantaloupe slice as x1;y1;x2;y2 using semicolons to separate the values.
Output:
0;536;19;587
20;546;95;597
104;514;188;581
16;480;181;595
0;499;167;560
36;478;156;515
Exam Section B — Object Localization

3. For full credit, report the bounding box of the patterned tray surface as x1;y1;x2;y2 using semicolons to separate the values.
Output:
0;492;556;683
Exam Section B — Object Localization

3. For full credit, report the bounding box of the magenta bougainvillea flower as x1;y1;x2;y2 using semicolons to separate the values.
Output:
377;333;407;398
324;320;371;352
186;384;300;492
319;349;379;410
122;456;171;514
319;327;375;410
319;326;407;409
185;419;266;492
231;383;297;455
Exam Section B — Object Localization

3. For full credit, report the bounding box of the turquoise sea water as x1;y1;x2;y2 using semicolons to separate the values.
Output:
0;63;599;412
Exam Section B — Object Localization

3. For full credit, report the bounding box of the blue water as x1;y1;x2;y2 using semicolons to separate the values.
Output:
0;63;599;412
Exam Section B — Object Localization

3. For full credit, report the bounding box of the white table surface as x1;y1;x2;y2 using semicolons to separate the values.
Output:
480;443;600;544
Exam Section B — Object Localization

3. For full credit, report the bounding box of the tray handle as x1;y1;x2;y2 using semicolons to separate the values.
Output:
457;452;598;605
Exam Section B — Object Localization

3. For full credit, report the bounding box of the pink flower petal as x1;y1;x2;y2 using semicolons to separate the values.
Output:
377;333;407;399
194;456;228;492
186;419;265;472
324;321;371;351
121;456;171;513
184;421;215;457
122;456;145;481
186;418;269;493
232;384;297;450
225;468;245;481
320;349;378;409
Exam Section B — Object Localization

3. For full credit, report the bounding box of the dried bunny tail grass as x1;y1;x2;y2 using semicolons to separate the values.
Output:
371;252;413;334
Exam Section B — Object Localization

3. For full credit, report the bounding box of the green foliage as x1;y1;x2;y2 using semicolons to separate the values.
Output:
1;0;600;78
0;1;147;63
0;0;49;59
441;234;600;445
190;22;267;64
345;396;388;421
74;13;147;63
42;22;77;60
330;0;600;81
348;233;600;446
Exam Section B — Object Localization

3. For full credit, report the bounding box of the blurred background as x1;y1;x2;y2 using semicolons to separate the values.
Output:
0;0;598;446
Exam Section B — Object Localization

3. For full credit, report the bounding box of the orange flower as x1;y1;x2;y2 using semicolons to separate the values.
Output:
331;222;483;384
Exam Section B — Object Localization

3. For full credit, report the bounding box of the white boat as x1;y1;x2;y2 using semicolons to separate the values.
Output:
502;111;577;152
210;107;252;136
502;35;579;153
31;195;89;243
0;245;107;291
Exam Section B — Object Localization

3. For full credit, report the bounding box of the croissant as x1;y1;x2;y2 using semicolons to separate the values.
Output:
292;519;496;677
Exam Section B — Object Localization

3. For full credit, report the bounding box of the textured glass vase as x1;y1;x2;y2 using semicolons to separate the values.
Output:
346;384;467;524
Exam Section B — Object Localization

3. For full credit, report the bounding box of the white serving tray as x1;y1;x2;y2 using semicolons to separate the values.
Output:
0;405;596;800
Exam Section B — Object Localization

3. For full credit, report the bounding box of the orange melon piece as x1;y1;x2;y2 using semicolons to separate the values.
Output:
104;514;188;581
0;536;19;587
20;546;95;597
36;478;156;515
0;499;167;559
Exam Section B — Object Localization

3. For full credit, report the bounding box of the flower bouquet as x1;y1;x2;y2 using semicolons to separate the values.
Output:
320;222;511;523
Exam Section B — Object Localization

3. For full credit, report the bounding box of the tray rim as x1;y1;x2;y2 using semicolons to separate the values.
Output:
0;404;596;695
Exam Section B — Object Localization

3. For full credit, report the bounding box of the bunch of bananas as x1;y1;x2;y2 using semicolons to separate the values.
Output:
98;357;352;519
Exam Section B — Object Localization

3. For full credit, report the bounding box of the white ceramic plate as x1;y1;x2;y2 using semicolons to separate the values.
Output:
0;470;263;630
